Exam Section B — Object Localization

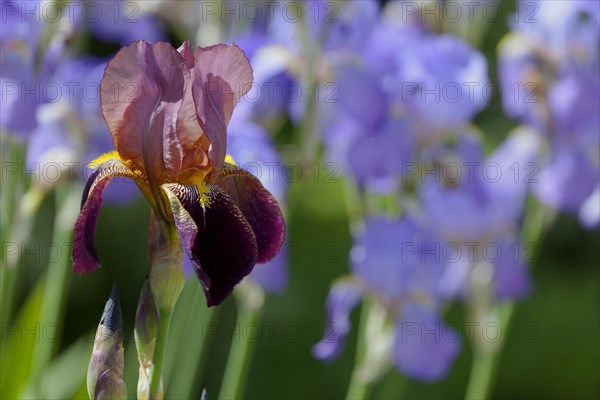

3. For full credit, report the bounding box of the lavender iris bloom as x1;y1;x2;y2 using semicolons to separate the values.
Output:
322;64;415;193
0;0;46;137
395;34;489;135
498;0;600;228
83;0;165;44
24;56;139;202
418;132;537;299
314;217;461;381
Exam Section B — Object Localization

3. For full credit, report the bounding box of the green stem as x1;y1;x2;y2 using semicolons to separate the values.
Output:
166;282;216;398
3;186;46;327
346;300;371;400
464;304;513;400
0;138;26;325
150;307;173;399
298;3;321;166
218;305;260;400
30;185;79;393
464;200;549;400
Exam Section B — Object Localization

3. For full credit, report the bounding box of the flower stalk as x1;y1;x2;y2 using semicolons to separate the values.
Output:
345;300;373;400
219;281;265;399
146;213;184;399
464;199;550;400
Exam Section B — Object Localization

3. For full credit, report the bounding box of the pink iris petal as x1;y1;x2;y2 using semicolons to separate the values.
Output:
192;44;253;175
100;41;187;182
216;164;285;263
73;160;136;273
163;183;258;306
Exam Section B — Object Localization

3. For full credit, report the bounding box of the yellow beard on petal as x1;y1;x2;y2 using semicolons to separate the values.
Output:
179;168;212;207
224;154;236;165
88;151;121;170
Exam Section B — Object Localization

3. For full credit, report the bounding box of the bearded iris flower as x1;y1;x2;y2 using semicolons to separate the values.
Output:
73;40;285;306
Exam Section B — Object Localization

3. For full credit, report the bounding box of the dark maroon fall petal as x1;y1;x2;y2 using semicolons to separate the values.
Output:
73;160;136;273
163;183;258;306
216;164;285;263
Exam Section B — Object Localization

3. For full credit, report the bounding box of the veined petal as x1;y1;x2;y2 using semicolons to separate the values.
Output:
192;44;253;175
100;40;186;182
216;164;285;263
176;40;204;150
73;155;138;273
163;183;258;306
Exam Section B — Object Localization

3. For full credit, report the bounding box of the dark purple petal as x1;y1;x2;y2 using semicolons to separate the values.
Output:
73;157;136;273
216;164;285;263
312;280;363;361
163;183;258;306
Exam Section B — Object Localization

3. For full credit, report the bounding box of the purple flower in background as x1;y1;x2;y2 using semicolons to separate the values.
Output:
498;0;600;228
418;130;538;299
314;217;461;381
394;304;461;382
1;50;38;137
23;55;139;202
0;0;47;137
231;0;383;131
320;64;415;193
395;34;489;134
83;0;165;44
510;0;599;73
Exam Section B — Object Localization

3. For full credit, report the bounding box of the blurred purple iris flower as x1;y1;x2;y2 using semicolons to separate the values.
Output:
314;217;461;381
395;34;489;135
418;131;538;299
23;55;139;202
1;0;50;137
498;0;600;228
81;0;165;44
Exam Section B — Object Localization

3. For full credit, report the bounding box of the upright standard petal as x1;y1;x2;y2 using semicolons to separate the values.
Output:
175;41;203;149
216;164;285;263
192;44;253;174
100;40;186;182
73;154;137;273
163;184;258;306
